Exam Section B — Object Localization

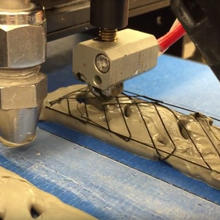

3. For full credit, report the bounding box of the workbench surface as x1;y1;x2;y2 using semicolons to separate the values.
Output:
1;36;220;219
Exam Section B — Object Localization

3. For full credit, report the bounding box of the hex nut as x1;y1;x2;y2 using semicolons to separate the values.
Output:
0;24;46;68
0;73;47;110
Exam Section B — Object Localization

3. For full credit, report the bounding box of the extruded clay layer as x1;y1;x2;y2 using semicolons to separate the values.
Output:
41;85;220;189
0;166;96;220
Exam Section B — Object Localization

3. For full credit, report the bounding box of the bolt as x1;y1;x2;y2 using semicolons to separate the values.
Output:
95;54;110;73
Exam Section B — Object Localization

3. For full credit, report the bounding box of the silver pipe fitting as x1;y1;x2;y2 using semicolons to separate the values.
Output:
0;2;47;147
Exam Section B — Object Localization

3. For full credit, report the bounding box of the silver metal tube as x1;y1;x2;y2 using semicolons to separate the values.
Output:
0;67;47;148
0;3;47;147
0;108;40;147
0;0;31;10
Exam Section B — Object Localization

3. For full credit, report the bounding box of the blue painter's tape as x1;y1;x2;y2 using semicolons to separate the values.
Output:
39;121;220;205
0;154;100;218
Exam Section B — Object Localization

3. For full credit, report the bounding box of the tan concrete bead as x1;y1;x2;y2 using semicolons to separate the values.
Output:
0;166;97;220
40;85;220;189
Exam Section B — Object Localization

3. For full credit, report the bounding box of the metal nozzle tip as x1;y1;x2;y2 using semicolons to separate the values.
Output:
0;108;39;148
0;135;36;148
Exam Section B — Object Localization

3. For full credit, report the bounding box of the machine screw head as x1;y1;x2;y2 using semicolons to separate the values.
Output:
95;54;110;73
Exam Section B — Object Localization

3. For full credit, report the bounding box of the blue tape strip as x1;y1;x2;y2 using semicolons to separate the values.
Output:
39;121;220;205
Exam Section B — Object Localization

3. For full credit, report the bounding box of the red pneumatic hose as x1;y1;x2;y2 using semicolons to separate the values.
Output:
158;20;186;54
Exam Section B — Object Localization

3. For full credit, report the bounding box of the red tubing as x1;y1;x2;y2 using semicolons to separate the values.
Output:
158;21;186;53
